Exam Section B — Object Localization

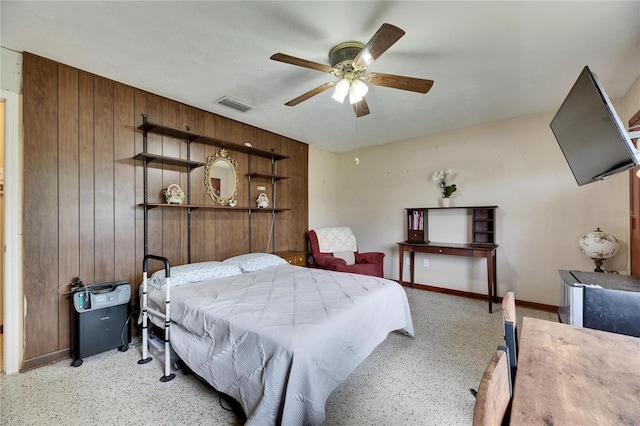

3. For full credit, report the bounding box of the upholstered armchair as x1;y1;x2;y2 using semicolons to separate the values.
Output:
308;227;385;278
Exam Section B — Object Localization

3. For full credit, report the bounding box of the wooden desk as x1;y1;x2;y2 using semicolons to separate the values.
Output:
511;317;640;425
397;242;498;312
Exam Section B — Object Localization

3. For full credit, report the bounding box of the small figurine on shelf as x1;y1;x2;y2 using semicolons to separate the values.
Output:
228;198;237;207
164;184;184;204
256;193;269;208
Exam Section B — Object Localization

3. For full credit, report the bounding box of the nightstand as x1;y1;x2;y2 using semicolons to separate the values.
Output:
275;250;307;267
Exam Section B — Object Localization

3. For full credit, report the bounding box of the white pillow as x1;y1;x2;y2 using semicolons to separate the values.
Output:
146;261;242;289
333;250;355;265
222;252;287;272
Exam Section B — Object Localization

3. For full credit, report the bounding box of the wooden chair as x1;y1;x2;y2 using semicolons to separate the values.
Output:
502;291;518;376
473;346;513;426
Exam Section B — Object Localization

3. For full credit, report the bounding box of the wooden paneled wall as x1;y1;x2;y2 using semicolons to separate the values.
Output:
22;53;309;369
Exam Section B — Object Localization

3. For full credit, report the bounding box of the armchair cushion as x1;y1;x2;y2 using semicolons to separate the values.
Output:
315;227;358;252
333;250;355;265
308;227;384;278
356;251;385;265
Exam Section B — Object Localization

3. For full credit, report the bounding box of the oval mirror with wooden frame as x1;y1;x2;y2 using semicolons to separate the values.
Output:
204;149;239;205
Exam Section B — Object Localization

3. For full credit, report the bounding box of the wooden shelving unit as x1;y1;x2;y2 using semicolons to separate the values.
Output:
471;207;496;245
133;153;206;170
406;208;426;243
405;206;497;246
134;114;290;260
246;172;289;181
138;120;289;160
140;203;290;212
245;157;289;252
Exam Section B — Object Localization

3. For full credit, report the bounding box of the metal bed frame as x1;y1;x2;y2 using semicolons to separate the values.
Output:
137;254;175;382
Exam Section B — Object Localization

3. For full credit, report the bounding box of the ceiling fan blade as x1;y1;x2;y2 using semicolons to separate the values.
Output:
365;72;434;94
352;97;370;117
270;53;334;73
285;81;336;106
353;23;405;68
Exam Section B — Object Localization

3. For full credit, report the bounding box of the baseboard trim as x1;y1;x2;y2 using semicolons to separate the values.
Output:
398;281;558;313
514;298;558;313
22;348;70;372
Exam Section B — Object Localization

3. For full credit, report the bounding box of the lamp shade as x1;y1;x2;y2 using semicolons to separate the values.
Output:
578;228;619;260
351;79;368;98
348;79;368;104
331;78;350;103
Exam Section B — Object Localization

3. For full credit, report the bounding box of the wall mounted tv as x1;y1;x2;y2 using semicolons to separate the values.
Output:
550;66;638;186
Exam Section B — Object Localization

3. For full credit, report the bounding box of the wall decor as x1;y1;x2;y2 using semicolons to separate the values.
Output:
164;184;184;204
205;149;239;205
257;192;269;208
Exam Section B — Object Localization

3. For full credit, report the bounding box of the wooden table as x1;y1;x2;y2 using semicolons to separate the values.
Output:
510;317;640;425
397;242;498;312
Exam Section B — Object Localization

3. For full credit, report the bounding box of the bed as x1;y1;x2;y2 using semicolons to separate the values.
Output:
140;253;414;426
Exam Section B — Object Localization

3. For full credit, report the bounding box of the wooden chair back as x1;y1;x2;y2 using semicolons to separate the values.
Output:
473;347;512;426
502;291;518;371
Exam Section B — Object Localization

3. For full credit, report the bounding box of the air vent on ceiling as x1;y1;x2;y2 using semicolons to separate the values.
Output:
215;96;253;112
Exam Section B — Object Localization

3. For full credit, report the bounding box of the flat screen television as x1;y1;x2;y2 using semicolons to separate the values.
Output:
550;66;638;186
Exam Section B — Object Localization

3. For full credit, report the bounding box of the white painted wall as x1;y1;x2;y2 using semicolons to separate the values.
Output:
308;76;640;306
308;145;339;229
624;75;640;125
1;48;22;93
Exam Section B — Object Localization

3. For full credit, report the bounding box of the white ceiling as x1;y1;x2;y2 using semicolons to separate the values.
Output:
2;1;639;153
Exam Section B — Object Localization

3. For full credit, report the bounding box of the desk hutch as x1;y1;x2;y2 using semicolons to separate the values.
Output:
398;206;499;312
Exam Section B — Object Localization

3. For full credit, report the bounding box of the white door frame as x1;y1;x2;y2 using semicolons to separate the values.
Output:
2;89;24;374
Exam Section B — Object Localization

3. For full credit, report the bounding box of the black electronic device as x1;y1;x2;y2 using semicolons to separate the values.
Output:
558;270;640;338
550;66;639;186
71;280;131;367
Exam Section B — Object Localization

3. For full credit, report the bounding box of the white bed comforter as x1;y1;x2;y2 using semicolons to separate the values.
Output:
155;264;414;425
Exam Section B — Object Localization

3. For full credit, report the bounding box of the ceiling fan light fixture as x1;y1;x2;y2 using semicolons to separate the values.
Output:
332;90;347;104
271;23;429;118
351;79;368;97
349;79;368;104
348;87;362;105
332;78;350;103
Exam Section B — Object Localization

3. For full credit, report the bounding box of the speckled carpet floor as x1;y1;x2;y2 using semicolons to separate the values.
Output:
0;288;556;425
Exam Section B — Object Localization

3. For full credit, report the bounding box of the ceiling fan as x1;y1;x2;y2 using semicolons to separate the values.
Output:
270;23;434;118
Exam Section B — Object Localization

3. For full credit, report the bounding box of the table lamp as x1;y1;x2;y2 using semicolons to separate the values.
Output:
578;228;619;273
